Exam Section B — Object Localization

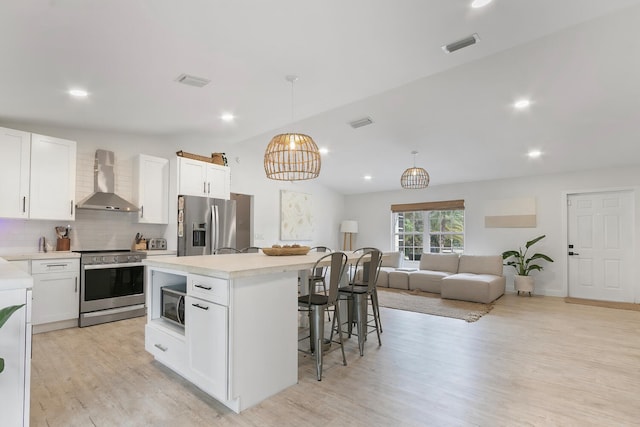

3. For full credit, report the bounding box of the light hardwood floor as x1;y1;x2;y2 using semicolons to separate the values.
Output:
30;294;640;426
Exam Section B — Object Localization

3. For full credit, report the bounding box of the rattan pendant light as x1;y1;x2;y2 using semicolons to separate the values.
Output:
264;75;321;181
400;151;430;189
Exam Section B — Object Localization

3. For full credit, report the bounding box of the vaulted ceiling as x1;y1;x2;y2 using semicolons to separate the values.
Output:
2;0;640;194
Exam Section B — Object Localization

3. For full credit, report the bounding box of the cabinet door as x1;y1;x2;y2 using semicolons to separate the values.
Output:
0;127;31;219
206;164;230;200
29;134;77;220
32;273;79;325
135;154;169;224
178;157;207;197
0;289;29;427
186;295;228;400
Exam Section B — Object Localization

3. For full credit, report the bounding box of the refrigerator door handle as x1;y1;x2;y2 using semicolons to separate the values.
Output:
212;204;219;251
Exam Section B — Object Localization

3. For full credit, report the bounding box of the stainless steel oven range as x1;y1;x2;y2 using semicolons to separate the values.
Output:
79;250;147;327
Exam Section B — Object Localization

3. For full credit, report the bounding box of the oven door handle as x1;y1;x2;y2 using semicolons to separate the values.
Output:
83;262;145;270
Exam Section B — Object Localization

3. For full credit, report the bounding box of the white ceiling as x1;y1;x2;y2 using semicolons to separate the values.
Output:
3;0;640;194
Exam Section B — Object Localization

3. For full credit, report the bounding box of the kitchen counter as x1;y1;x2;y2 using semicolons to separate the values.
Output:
141;250;177;257
143;252;323;279
0;258;33;291
0;251;80;261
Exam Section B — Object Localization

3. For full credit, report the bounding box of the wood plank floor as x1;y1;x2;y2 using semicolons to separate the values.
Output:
30;294;640;426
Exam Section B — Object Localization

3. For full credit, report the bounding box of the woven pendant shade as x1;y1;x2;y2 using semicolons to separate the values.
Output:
400;151;430;189
264;133;321;181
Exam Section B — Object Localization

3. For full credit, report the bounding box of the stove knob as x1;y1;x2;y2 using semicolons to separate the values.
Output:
102;256;108;263
93;256;100;264
132;256;140;262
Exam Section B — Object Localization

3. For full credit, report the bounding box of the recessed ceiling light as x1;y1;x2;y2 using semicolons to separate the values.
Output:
514;99;531;109
471;0;493;8
68;89;88;98
364;175;372;181
221;113;235;122
528;150;542;159
319;147;329;155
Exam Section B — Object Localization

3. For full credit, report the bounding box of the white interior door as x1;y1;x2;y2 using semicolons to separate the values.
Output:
567;191;634;302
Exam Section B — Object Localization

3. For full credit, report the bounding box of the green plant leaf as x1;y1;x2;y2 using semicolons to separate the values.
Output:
502;250;520;259
525;235;546;249
528;253;554;263
0;357;4;373
0;304;25;329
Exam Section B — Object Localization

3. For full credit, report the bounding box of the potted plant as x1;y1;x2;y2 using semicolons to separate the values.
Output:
0;304;25;373
502;235;554;296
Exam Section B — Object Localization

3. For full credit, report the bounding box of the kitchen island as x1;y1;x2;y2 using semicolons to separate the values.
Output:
143;252;327;413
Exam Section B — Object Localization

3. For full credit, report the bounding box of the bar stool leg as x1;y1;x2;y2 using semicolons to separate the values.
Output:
354;294;367;356
310;305;325;381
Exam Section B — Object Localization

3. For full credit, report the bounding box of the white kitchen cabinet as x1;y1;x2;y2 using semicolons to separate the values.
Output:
134;154;170;224
186;294;228;400
29;134;77;220
31;259;79;330
0;127;31;219
0;286;32;427
177;157;230;199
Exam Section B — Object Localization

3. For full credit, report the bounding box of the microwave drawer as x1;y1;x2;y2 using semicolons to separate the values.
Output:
188;274;228;306
31;258;79;275
145;325;187;370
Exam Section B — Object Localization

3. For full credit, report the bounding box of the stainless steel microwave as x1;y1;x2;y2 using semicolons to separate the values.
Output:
161;284;186;326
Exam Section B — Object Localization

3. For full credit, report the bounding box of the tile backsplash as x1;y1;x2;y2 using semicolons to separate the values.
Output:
0;148;168;255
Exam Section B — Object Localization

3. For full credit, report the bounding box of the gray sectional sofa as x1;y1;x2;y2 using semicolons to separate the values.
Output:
368;252;505;304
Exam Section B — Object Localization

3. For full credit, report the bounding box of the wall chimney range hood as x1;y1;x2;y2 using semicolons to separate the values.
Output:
76;149;139;212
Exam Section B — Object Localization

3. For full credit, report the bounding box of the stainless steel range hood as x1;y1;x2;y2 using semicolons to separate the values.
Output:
76;150;139;212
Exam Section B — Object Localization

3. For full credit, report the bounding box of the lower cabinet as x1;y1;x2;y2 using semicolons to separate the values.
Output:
186;295;228;400
0;288;32;427
31;259;79;328
145;268;229;403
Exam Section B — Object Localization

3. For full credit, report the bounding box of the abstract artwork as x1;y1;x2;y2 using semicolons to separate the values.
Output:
280;190;313;240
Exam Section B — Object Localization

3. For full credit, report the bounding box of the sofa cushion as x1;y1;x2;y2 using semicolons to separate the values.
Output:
441;273;506;304
409;270;453;293
419;253;460;273
381;251;402;268
457;255;503;276
388;270;410;290
355;266;393;287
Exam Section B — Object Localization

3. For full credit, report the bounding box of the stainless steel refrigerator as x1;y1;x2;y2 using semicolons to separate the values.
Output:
177;195;236;256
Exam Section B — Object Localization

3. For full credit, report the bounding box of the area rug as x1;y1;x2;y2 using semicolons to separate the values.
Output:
565;297;640;312
376;288;493;322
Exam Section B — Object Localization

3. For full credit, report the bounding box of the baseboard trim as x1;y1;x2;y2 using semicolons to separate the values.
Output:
564;297;640;312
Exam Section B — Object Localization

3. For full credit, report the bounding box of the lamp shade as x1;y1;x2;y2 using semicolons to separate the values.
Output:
264;133;321;181
340;220;358;233
400;166;430;189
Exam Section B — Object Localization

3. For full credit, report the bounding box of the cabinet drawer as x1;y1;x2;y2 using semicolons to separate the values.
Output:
145;324;187;370
31;258;79;274
188;274;229;306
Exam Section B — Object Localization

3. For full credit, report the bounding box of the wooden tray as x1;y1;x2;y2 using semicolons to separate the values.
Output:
262;246;310;256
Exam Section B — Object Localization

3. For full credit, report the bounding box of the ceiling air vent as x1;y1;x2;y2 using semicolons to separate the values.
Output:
441;33;480;54
349;117;374;129
175;73;211;88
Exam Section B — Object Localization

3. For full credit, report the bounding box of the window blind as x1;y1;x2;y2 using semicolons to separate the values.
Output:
390;199;465;213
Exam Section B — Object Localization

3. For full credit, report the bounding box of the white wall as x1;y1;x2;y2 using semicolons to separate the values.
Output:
344;166;640;299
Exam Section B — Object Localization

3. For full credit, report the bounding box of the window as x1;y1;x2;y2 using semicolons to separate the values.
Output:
391;200;464;264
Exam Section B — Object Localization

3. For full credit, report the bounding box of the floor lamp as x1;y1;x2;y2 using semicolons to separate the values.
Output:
340;220;358;251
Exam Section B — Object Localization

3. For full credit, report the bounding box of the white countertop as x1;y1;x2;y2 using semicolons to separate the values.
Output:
0;259;33;291
143;250;392;280
141;250;177;256
144;252;326;279
0;251;80;261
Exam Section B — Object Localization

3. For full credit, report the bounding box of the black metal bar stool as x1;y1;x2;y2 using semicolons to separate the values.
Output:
298;251;348;380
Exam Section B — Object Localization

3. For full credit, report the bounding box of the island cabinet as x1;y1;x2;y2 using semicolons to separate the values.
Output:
144;256;300;413
0;260;33;427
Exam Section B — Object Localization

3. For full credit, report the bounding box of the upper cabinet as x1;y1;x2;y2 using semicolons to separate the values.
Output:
29;134;77;221
134;154;170;224
177;157;230;200
0;127;30;218
0;127;77;221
